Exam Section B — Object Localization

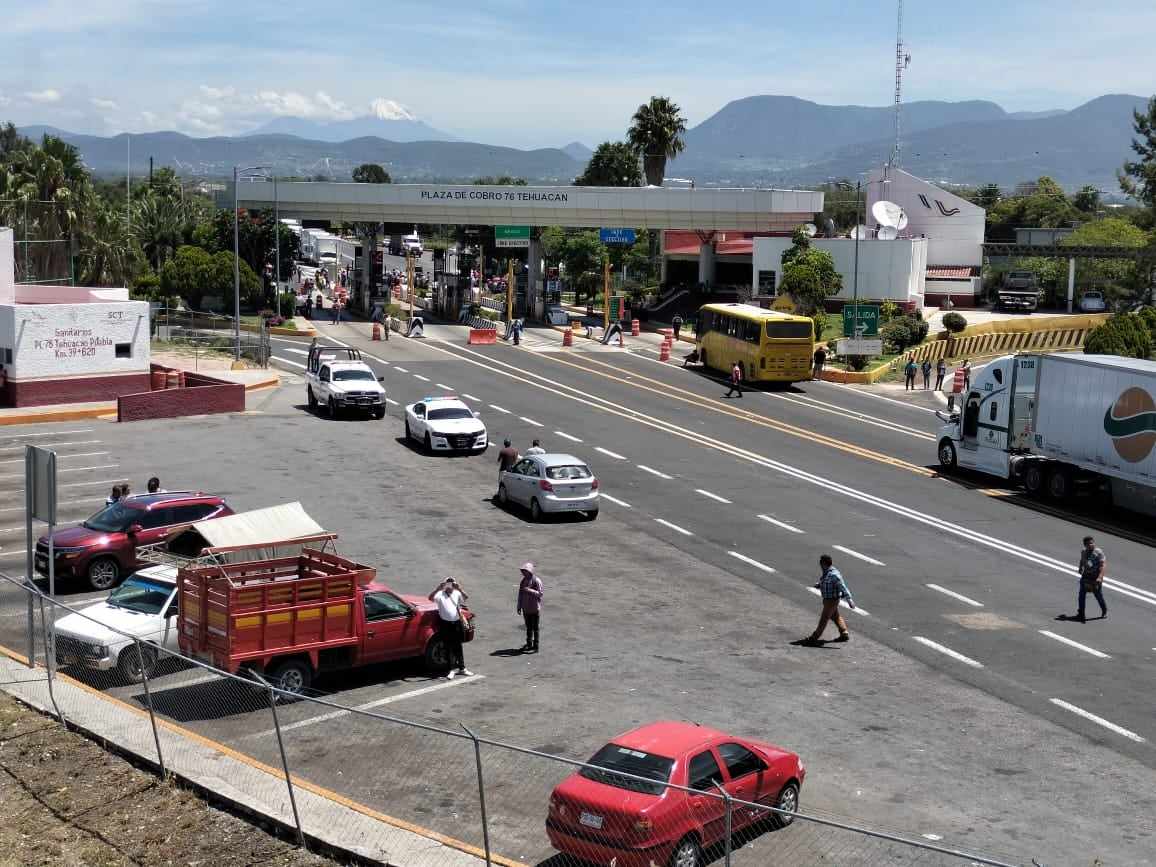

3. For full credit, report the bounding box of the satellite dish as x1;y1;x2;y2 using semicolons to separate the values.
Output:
872;200;907;230
803;223;818;237
850;224;869;240
878;225;898;240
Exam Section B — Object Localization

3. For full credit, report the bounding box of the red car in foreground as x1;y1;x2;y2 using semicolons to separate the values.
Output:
547;721;804;867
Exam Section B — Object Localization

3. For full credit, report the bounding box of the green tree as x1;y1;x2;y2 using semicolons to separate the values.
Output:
1062;217;1149;304
574;142;642;187
778;227;843;315
626;96;687;186
352;163;392;184
160;245;259;311
558;231;607;302
472;176;527;185
1084;313;1152;358
1072;185;1102;214
1119;96;1156;222
970;183;1003;210
985;175;1081;241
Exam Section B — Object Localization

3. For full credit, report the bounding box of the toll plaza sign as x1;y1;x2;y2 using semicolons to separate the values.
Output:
419;189;570;203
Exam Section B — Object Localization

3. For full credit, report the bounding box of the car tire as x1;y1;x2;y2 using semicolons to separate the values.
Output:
1023;463;1045;496
267;658;313;699
327;397;338;418
498;484;509;507
424;636;450;672
86;557;120;592
307;387;317;411
424;433;433;454
669;835;702;867
585;509;599;521
771;781;800;829
530;498;543;522
937;439;957;469
373;407;385;419
117;644;157;684
405;419;412;440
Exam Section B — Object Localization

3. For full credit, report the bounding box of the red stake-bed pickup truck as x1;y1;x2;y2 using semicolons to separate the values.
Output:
177;548;473;694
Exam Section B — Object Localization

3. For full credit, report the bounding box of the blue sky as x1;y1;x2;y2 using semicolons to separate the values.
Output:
1;0;1152;148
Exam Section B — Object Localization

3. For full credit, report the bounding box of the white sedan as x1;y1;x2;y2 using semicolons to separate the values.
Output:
1078;290;1107;313
404;396;487;454
498;454;599;521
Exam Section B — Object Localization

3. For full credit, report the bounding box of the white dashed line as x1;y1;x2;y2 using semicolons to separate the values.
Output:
489;404;511;414
394;366;409;373
282;347;309;355
654;518;693;536
413;374;430;382
1049;698;1144;742
925;584;984;608
758;514;805;534
553;431;583;443
727;551;776;573
805;586;870;616
638;464;673;480
833;545;886;567
0;429;93;440
436;383;453;390
1038;630;1111;659
0;452;107;465
273;356;307;369
519;416;544;427
599;494;632;508
912;636;983;668
363;354;387;364
594;447;626;460
696;489;731;504
462;393;480;401
0;464;118;481
385;398;400;406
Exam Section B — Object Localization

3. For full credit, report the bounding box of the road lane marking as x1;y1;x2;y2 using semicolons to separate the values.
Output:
0;498;96;514
1038;630;1111;659
363;354;387;364
394;366;409;373
758;514;805;534
599;494;632;508
912;636;983;668
282;347;309;355
833;545;886;566
926;584;984;607
0;440;102;452
769;392;935;441
696;489;731;503
436;383;453;390
489;404;511;414
553;431;582;443
519;416;544;427
654;518;693;536
462;393;481;401
821;381;940;414
0;464;118;481
413;374;430;382
727;551;775;573
385;398;400;405
594;446;626;460
1049;698;1144;742
273;356;307;369
805;586;870;616
249;675;485;737
0;429;94;440
0;452;107;465
638;464;673;480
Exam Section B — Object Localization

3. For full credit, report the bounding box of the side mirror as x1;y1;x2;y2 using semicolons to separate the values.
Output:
127;523;143;536
378;376;385;383
473;411;481;419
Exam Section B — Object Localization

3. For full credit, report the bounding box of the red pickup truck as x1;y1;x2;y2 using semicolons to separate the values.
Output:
177;548;474;694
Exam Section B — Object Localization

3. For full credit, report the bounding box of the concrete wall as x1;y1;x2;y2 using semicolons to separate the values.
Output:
0;228;13;305
117;366;244;422
753;237;927;306
2;300;150;381
865;168;984;267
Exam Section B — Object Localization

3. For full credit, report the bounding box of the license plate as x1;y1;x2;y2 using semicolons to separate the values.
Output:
579;812;604;830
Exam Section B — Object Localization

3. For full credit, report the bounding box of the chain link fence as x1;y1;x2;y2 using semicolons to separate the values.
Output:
152;306;271;368
0;199;76;285
1;573;1027;867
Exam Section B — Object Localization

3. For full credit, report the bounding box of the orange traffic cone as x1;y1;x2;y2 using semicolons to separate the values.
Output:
631;319;640;336
372;322;382;341
563;329;573;347
659;342;671;362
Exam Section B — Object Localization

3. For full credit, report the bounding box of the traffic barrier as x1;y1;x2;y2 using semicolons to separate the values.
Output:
562;329;573;347
658;327;674;338
371;322;382;341
659;342;671;362
952;368;966;393
631;319;640;336
468;328;498;345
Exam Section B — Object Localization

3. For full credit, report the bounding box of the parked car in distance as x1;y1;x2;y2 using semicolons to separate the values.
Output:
36;493;232;591
404;395;487;454
1079;290;1107;313
547;721;805;867
499;453;599;521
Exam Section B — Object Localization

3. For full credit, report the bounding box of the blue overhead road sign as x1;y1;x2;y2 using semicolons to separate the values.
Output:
599;228;637;245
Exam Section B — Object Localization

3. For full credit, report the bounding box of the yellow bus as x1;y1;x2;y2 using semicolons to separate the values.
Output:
694;303;815;384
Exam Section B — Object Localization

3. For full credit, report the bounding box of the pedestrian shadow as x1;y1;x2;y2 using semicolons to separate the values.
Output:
490;647;528;657
788;638;839;649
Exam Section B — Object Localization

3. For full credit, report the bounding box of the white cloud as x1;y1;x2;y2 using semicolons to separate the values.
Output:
25;88;62;103
370;98;416;121
91;97;118;111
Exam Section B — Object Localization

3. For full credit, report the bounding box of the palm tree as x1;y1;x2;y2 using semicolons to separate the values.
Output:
627;97;688;186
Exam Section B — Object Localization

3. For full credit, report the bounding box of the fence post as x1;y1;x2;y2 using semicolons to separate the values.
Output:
259;679;305;847
715;783;733;867
36;596;65;725
460;723;493;866
133;638;167;778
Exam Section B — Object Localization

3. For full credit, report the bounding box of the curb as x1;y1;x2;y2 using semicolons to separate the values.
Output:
0;405;117;426
243;374;282;392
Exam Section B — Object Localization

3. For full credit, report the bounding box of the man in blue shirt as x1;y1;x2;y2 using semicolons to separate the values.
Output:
1075;536;1107;622
804;554;855;644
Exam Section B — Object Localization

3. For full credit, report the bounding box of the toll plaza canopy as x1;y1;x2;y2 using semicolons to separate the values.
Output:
229;181;824;231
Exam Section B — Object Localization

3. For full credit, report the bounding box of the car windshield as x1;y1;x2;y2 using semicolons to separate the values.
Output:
579;743;674;796
83;502;143;533
546;465;591;480
766;321;813;339
429;407;474;420
333;369;376;381
106;576;174;614
1084;292;1102;299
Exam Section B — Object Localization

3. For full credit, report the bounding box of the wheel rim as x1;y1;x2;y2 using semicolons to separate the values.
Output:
939;443;954;466
278;668;305;693
89;560;117;590
429;640;448;668
498;485;508;504
673;840;698;867
531;500;541;520
777;784;799;820
1025;468;1042;492
124;651;143;680
1049;474;1067;498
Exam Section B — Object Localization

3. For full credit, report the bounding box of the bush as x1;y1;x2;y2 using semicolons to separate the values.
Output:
848;354;870;371
879;299;899;322
1084;313;1153;359
942;311;968;333
811;311;827;341
880;315;929;352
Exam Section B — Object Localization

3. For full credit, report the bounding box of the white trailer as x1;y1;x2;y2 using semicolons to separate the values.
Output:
936;353;1156;516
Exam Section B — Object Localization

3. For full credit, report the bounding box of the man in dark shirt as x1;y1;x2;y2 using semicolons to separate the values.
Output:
1075;535;1107;622
497;439;519;486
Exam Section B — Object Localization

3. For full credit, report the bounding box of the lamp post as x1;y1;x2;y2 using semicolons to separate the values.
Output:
232;164;270;361
273;175;280;319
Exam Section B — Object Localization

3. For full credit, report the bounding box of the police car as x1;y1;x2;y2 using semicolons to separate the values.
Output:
404;395;487;454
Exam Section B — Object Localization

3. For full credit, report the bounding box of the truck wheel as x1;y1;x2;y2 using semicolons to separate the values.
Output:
1047;467;1072;501
87;557;120;591
937;439;957;469
424;636;450;672
267;658;313;698
307;387;317;411
372;406;385;419
327;396;338;418
1023;464;1045;496
117;644;157;684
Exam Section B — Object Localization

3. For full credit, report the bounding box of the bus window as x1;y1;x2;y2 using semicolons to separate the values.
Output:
766;321;813;339
746;320;760;342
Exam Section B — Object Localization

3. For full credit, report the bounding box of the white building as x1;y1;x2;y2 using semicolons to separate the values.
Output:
0;227;150;407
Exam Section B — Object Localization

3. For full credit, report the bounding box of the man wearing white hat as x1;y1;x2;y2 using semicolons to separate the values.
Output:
516;563;544;653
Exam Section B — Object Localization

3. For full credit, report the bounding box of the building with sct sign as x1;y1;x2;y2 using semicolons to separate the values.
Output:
0;227;151;407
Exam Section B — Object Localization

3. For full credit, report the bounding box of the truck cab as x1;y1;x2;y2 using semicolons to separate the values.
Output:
996;271;1041;312
305;346;386;418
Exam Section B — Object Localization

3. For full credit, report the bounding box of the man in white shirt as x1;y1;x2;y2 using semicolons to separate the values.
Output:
525;439;546;455
428;578;472;678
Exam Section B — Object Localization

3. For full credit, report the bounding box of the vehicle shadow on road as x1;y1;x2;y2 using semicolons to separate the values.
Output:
293;403;383;423
394;436;481;459
487;496;597;524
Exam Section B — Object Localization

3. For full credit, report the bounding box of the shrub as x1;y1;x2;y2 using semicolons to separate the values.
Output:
909;316;930;344
879;299;899;322
811;311;827;340
880;318;913;351
1084;313;1152;359
942;311;968;333
848;354;870;371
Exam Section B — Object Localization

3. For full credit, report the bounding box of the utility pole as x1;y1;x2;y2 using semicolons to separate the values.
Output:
853;181;862;339
602;257;611;333
506;257;515;325
273;176;280;318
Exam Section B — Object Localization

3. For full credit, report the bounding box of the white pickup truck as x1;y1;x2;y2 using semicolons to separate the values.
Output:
305;346;386;418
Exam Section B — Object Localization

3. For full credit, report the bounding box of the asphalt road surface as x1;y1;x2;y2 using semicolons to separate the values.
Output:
0;321;1153;865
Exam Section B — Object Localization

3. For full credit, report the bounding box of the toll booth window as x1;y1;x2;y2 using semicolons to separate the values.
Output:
115;343;132;358
990;401;999;422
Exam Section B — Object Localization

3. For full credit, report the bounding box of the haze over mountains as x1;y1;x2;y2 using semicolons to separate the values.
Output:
15;93;1148;189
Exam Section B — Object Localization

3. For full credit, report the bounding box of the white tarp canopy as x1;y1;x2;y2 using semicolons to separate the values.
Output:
191;501;327;551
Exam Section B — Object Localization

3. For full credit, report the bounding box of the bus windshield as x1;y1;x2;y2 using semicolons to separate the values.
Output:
766;321;813;339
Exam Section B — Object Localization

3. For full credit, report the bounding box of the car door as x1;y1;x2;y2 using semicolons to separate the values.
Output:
716;742;774;828
360;591;422;663
317;365;332;400
685;749;728;846
507;458;534;505
411;403;427;439
159;588;181;652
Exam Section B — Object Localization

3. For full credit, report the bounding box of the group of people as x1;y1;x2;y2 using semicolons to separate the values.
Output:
495;438;545;483
904;356;972;393
106;477;164;505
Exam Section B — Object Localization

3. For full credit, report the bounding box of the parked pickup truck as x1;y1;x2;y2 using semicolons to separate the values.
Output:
995;271;1041;312
305;346;386;418
177;547;474;694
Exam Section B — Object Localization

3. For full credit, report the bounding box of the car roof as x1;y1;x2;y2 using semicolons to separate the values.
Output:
420;396;468;406
324;359;372;368
531;453;587;467
611;721;727;756
123;492;219;509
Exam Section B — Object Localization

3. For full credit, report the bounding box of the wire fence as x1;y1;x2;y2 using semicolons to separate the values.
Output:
0;199;76;285
152;306;271;368
1;572;1027;867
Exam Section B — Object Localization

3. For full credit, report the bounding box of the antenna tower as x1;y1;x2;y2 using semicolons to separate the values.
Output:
889;0;911;172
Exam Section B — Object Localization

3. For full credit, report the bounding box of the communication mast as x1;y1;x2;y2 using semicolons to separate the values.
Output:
889;0;912;173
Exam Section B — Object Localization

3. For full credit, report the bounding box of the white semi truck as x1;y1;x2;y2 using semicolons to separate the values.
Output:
936;352;1156;516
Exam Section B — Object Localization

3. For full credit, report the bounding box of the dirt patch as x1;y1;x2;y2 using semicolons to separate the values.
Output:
0;692;344;866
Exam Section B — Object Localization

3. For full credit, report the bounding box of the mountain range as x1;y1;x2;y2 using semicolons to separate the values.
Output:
15;93;1149;189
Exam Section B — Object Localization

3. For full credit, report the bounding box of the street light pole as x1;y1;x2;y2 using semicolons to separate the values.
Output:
274;175;281;319
233;166;241;361
852;180;862;340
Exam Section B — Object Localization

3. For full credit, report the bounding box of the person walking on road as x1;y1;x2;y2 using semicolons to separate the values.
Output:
935;357;947;391
803;554;855;644
383;311;392;341
921;359;932;389
497;439;519;486
330;298;342;324
517;562;543;653
525;439;545;455
1074;536;1108;622
304;294;313;320
962;358;972;391
725;361;743;398
812;344;827;380
429;578;472;678
904;356;918;391
672;314;684;341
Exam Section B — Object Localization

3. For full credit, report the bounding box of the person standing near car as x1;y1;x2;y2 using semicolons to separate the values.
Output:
935;357;947;391
429;578;472;678
525;439;545;456
517;562;543;653
812;344;827;380
1074;536;1108;622
803;554;854;644
497;438;519;485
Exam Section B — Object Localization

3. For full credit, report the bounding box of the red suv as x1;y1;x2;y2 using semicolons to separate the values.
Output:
36;492;232;591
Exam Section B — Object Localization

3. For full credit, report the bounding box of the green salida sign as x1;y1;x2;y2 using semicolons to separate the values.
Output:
494;225;530;248
842;304;880;337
